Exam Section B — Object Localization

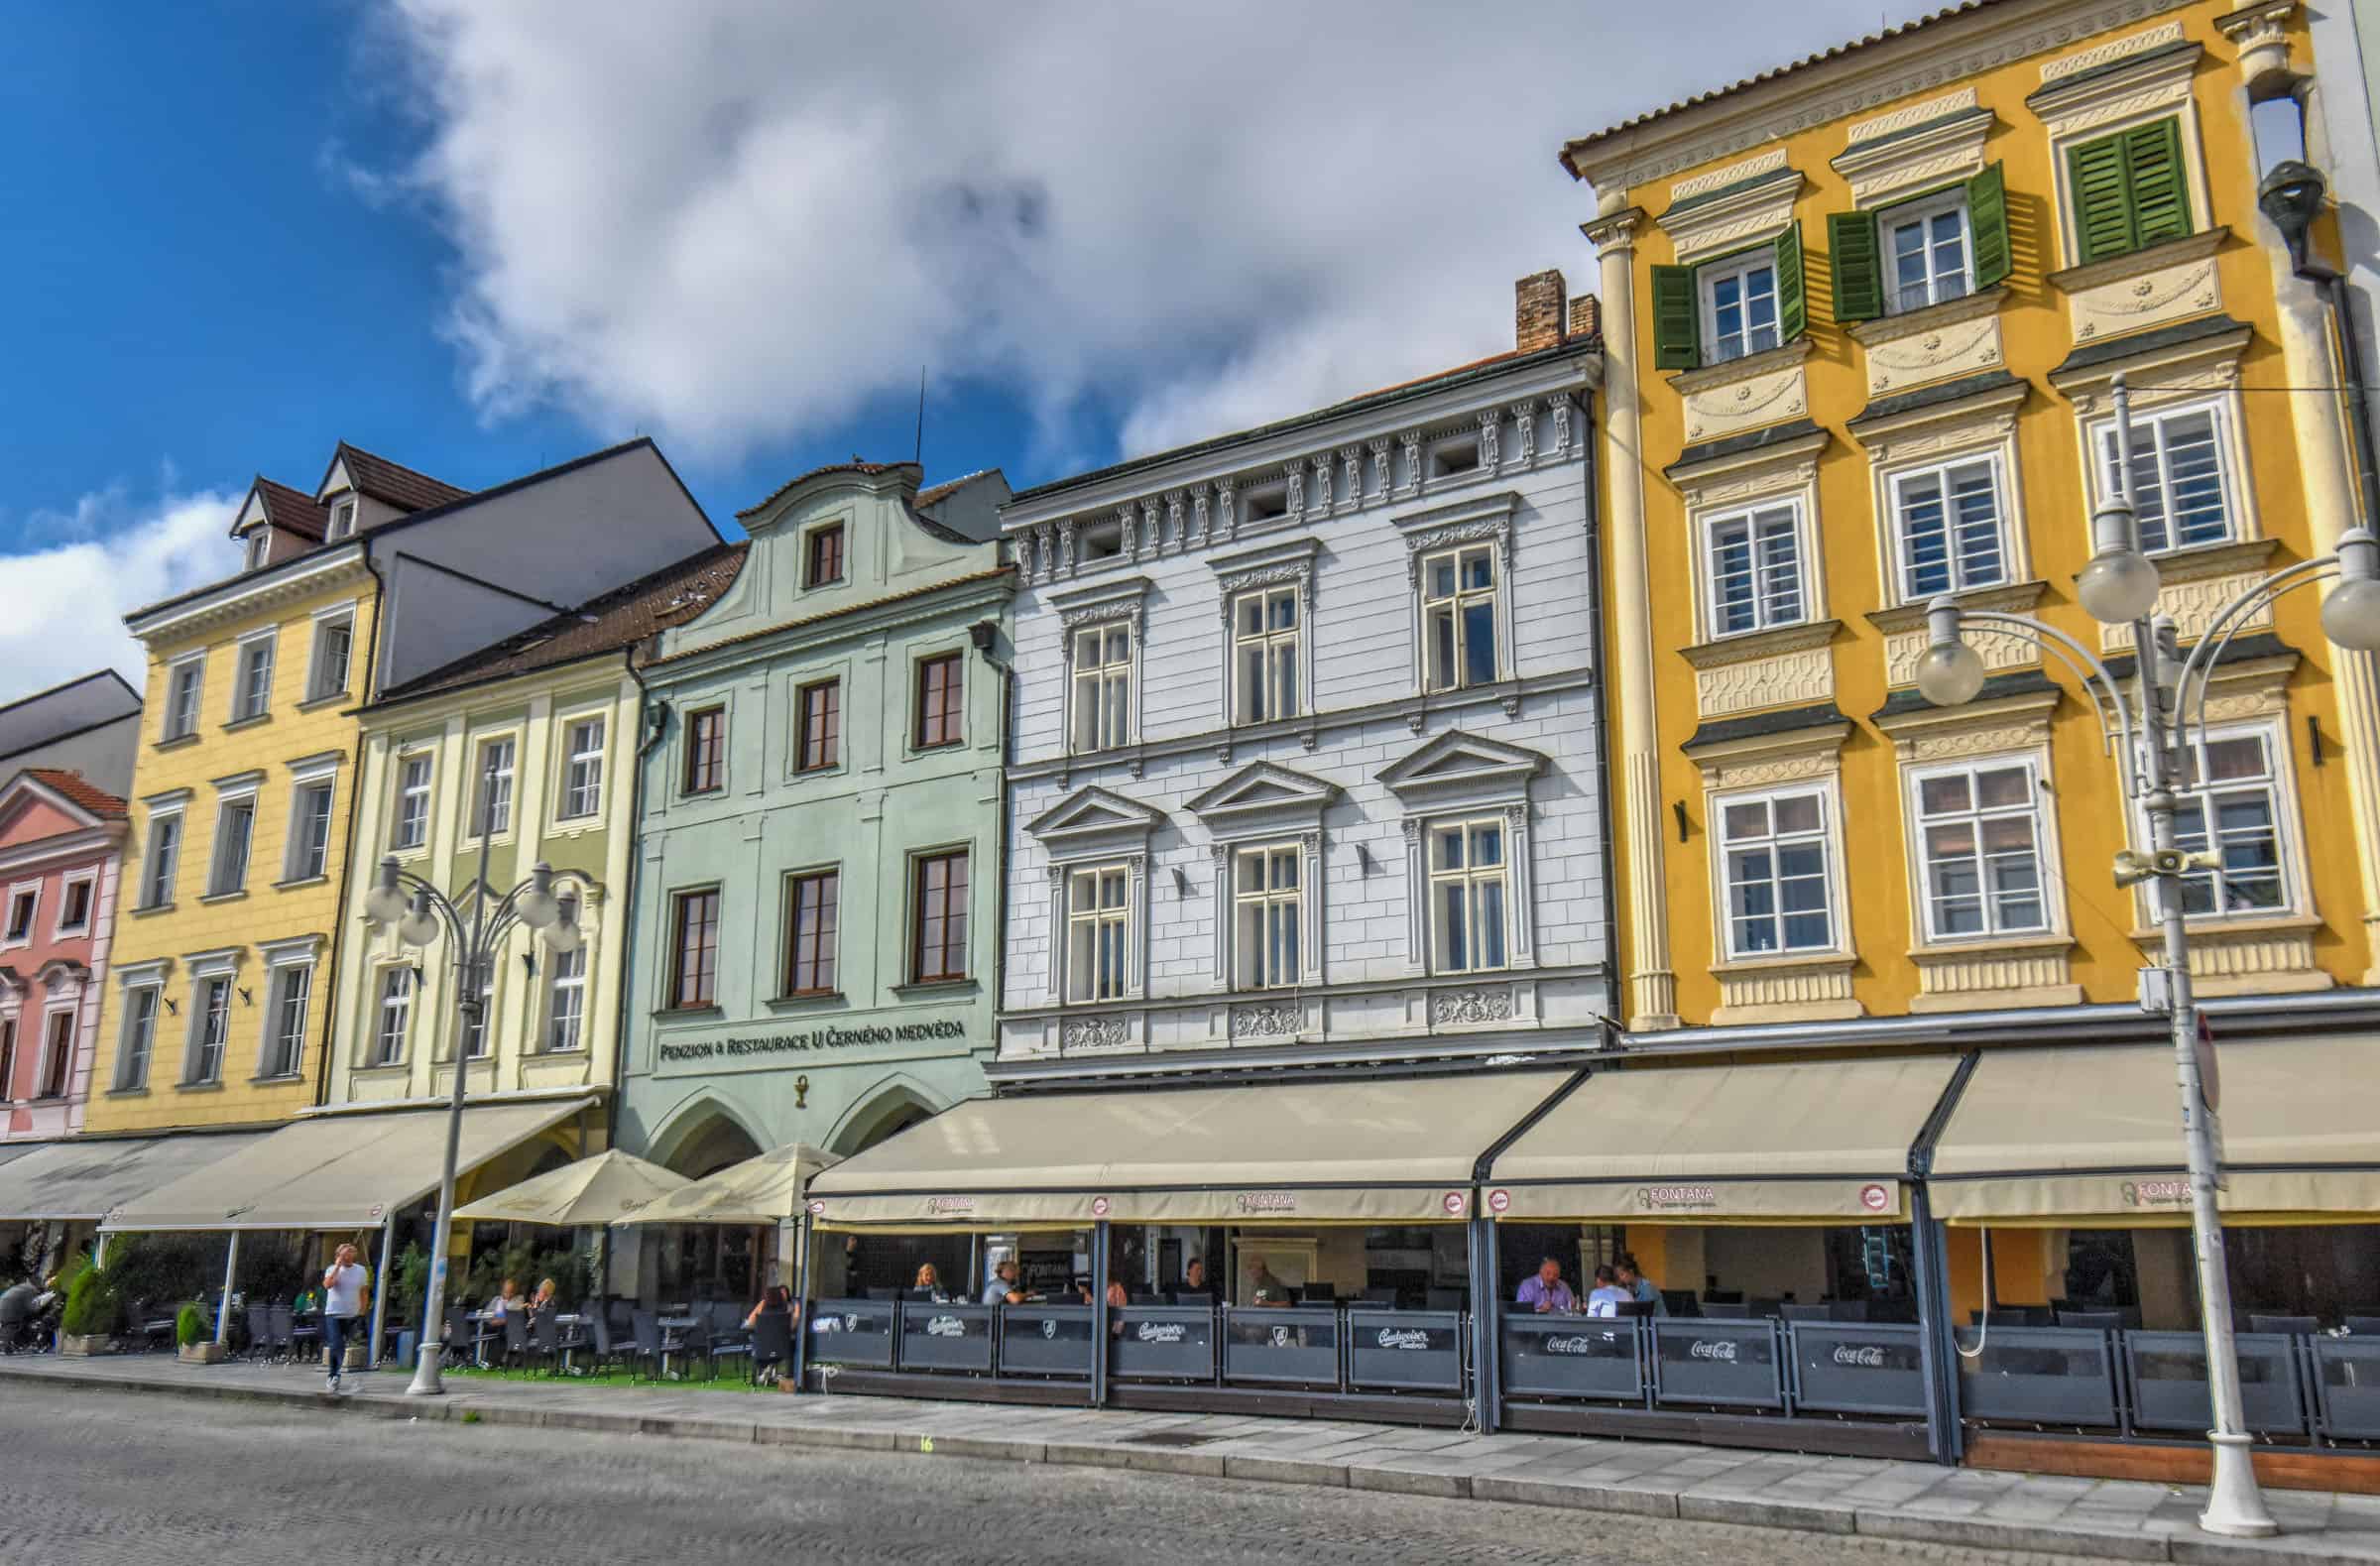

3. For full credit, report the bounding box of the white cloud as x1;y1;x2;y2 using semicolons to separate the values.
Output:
370;0;1928;468
0;484;240;699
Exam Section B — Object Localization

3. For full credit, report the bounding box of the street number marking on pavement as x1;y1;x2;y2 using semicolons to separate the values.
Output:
920;1437;933;1453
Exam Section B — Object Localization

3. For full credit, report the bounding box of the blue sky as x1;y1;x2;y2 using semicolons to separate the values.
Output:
0;1;1930;701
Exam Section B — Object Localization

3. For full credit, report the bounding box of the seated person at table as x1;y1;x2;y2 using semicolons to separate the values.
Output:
0;1279;37;1342
980;1260;1026;1306
529;1277;558;1315
1180;1258;1211;1299
1585;1265;1630;1317
1614;1254;1667;1316
744;1284;794;1329
1516;1257;1577;1314
488;1278;526;1321
1245;1258;1291;1306
912;1263;947;1301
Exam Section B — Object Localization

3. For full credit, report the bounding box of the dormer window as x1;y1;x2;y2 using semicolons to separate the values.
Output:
244;531;268;571
326;497;357;542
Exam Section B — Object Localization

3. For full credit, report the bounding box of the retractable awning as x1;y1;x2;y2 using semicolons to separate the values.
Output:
807;1071;1575;1230
455;1147;690;1227
1485;1055;1965;1223
100;1099;594;1233
1928;1037;2380;1226
613;1143;839;1228
0;1130;271;1223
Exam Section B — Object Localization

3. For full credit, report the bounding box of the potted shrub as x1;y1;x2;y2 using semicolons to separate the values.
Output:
176;1301;224;1365
58;1263;118;1356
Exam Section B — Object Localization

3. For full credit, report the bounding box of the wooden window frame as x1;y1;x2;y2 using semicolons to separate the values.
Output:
909;851;970;985
913;653;964;751
782;869;841;998
667;887;722;1010
682;706;727;795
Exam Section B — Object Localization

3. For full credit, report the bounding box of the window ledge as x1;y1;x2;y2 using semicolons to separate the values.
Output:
127;903;176;919
1667;333;1815;397
196;891;249;906
2130;912;2322;942
1710;949;1855;978
766;991;846;1013
2148;537;2280;584
1677;619;1841;671
247;1072;304;1087
175;1080;225;1094
352;1062;412;1076
1909;931;2074;958
653;1005;724;1023
272;876;330;893
103;1085;152;1099
1845;287;2008;349
891;978;978;1000
1866;579;2048;635
153;733;200;753
2046;227;2228;296
294;691;348;713
222;713;274;734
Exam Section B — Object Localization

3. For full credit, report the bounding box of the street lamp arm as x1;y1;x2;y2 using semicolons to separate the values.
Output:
382;869;473;949
1959;609;2143;792
2175;557;2337;740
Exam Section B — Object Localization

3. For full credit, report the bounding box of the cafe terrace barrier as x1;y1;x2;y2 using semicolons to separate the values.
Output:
1958;1324;2380;1443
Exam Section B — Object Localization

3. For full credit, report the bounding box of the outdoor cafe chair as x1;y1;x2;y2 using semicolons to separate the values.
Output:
239;1305;272;1365
749;1310;793;1385
288;1309;322;1367
630;1309;664;1381
674;1316;714;1381
528;1309;561;1376
500;1310;530;1370
265;1305;297;1366
584;1309;633;1379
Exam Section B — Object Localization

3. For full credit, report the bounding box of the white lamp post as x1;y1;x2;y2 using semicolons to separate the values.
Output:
1920;373;2380;1537
371;751;592;1397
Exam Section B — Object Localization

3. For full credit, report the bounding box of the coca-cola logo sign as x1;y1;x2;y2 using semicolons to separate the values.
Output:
1543;1334;1601;1356
1374;1328;1431;1351
1135;1321;1185;1345
1689;1337;1739;1362
1635;1184;1719;1212
1831;1344;1887;1368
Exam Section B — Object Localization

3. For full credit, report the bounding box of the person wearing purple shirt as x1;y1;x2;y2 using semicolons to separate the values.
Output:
1514;1257;1577;1313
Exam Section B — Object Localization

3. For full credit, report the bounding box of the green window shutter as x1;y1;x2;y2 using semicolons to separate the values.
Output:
1828;208;1883;322
2069;132;2135;264
1967;161;2010;289
1650;264;1700;370
2124;118;2192;249
1775;220;1808;342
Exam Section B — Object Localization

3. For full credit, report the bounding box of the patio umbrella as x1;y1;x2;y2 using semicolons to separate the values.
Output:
454;1148;693;1227
610;1143;841;1228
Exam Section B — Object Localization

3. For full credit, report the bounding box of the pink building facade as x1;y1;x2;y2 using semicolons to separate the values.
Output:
0;770;128;1142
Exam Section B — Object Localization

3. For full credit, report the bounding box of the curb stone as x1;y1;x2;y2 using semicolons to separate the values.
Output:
22;1364;2380;1563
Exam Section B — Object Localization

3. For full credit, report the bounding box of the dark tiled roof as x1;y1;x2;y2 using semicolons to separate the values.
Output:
327;443;471;513
0;671;142;761
1665;417;1827;477
248;478;330;542
1560;0;2009;173
21;769;127;819
654;565;1014;665
914;469;994;508
1846;370;2027;428
736;460;913;521
1872;668;2059;720
1681;702;1849;752
2050;313;2252;381
378;543;750;703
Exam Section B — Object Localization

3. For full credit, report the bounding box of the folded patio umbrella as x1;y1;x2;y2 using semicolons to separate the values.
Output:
454;1147;693;1226
610;1143;840;1227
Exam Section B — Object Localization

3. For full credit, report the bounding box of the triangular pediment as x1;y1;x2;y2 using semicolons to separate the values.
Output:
1183;762;1340;825
0;774;109;846
1376;728;1547;803
1025;784;1165;847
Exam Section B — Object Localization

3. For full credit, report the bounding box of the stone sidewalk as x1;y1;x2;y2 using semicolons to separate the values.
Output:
7;1353;2378;1564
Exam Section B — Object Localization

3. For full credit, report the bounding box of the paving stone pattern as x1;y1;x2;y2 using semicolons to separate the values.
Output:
7;1356;2380;1564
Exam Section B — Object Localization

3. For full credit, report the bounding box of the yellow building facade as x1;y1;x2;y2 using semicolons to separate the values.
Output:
1570;0;2380;1032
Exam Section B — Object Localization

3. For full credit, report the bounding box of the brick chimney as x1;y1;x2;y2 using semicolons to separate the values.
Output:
1568;293;1601;343
1514;269;1568;353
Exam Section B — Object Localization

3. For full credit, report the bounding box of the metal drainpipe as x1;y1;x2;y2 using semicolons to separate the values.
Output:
614;649;667;1150
2320;273;2380;530
976;618;1014;1096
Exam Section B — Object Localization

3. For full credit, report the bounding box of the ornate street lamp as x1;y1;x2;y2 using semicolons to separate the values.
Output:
367;752;593;1396
1919;373;2380;1537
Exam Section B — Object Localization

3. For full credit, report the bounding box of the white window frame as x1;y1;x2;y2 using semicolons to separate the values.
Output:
1878;188;1973;315
2091;397;2240;555
284;774;336;885
1698;250;1782;365
1417;543;1503;692
371;966;415;1067
1230;841;1306;991
53;871;96;938
544;946;589;1053
140;807;183;909
1702;499;1809;638
392;752;434;852
1068;619;1136;753
1888;453;2010;602
162;655;205;742
1229;585;1303;726
457;970;495;1061
183;973;232;1086
257;958;312;1080
557;715;606;821
1;882;38;949
305;607;356;702
1424;815;1516;977
1714;783;1844;961
205;789;259;899
1062;860;1135;1005
326;495;358;542
113;980;161;1091
243;530;269;571
467;734;518;841
2162;720;2303;922
1909;757;2053;943
228;630;277;724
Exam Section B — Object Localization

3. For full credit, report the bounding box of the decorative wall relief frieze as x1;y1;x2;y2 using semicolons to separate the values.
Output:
1883;622;2033;686
1214;478;1237;542
1682;362;1810;443
1478;409;1502;471
1668;145;1788;202
1312;454;1335;518
1913;941;2076;997
1693;645;1836;719
2068;257;2222;343
1508;404;1536;468
1230;1003;1300;1039
1368;438;1391;503
1548;397;1573;458
2099;569;2272;651
1862;315;2004;397
1339;446;1364;512
1140;497;1162;561
1283;463;1306;521
1715;958;1856;1011
1060;1014;1130;1049
2040;18;2184;79
1398;430;1425;499
1429;987;1514;1026
1845;85;1979;144
1898;717;2053;764
1190;484;1213;548
1702;750;1838;790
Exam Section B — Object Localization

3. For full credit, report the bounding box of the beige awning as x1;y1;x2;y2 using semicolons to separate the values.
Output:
455;1147;689;1226
0;1130;272;1223
1929;1037;2380;1225
101;1099;594;1233
1486;1055;1965;1224
612;1143;840;1228
807;1071;1576;1230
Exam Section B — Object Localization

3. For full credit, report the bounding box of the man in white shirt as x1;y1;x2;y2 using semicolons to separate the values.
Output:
1585;1264;1631;1318
320;1243;370;1394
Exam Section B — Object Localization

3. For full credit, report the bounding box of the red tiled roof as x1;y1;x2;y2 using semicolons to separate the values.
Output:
1559;0;2004;174
23;769;126;819
378;543;750;702
914;469;995;509
328;443;471;513
248;478;330;542
736;459;913;521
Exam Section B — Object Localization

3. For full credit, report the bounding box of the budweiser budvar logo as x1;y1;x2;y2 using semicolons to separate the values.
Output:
2122;1179;2191;1207
1635;1184;1719;1211
1689;1338;1739;1362
923;1195;976;1215
1135;1321;1185;1344
1235;1191;1297;1214
1374;1328;1431;1351
924;1315;967;1338
1832;1344;1887;1368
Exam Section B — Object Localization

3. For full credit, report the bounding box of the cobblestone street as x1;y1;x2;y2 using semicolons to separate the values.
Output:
0;1384;2093;1566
